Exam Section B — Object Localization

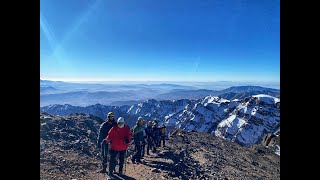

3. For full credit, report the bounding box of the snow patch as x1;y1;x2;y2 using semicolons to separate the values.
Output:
219;98;230;103
252;94;280;104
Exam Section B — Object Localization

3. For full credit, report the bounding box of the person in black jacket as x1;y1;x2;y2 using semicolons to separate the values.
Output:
141;120;147;158
152;120;161;149
131;117;145;164
145;121;154;155
160;125;166;147
97;112;117;173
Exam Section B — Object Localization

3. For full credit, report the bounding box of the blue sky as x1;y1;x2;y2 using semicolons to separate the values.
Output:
40;0;279;83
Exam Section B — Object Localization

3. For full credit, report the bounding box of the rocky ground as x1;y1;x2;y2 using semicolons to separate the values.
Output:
40;113;280;180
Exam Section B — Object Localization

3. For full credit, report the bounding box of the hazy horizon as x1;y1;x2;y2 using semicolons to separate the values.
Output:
41;78;280;90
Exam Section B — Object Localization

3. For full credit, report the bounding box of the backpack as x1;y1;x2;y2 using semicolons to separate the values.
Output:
153;126;161;137
161;127;166;135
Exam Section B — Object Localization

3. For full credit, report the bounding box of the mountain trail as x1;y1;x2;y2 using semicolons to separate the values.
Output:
83;146;179;180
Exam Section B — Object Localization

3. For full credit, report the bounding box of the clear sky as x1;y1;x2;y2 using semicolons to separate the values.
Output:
40;0;279;83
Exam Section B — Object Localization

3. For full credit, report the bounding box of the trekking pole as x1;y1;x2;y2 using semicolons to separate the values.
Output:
107;141;112;174
100;140;104;160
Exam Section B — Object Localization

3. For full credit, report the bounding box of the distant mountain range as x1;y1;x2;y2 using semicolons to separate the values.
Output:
41;94;280;147
40;79;280;107
219;86;279;93
155;87;279;100
219;90;280;100
40;86;59;94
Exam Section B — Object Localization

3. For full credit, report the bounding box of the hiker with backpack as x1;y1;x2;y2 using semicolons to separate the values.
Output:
152;120;162;150
141;120;147;159
145;120;154;155
97;112;117;173
160;125;166;147
105;117;132;177
131;117;145;163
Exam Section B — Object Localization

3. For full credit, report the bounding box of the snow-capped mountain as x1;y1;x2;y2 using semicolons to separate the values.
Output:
214;94;280;146
40;94;280;147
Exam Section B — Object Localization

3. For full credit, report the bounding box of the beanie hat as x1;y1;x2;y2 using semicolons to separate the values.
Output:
117;117;125;123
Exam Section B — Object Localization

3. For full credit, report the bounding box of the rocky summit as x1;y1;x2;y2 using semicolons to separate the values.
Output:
40;113;279;180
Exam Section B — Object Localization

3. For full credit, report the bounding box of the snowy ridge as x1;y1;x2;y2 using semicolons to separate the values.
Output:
252;94;280;104
40;94;280;147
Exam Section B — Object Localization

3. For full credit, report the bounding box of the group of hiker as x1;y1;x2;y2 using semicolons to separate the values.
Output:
96;112;167;177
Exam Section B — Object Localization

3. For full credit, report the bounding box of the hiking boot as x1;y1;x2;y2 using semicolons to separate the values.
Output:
98;169;107;173
98;163;107;173
152;147;157;153
108;172;114;177
131;158;135;164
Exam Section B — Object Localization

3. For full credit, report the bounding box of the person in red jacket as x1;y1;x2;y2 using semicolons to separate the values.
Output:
105;117;132;177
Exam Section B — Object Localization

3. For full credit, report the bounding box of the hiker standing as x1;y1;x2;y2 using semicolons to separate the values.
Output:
152;120;161;148
145;121;154;155
141;120;147;158
160;125;166;147
97;112;117;173
105;117;132;177
131;117;145;163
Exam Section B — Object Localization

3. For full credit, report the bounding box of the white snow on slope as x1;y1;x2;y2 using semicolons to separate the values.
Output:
218;114;246;129
215;114;247;140
236;125;265;145
253;94;280;104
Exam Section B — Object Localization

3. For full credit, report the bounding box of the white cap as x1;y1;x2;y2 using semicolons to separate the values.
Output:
138;117;143;121
117;117;125;123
